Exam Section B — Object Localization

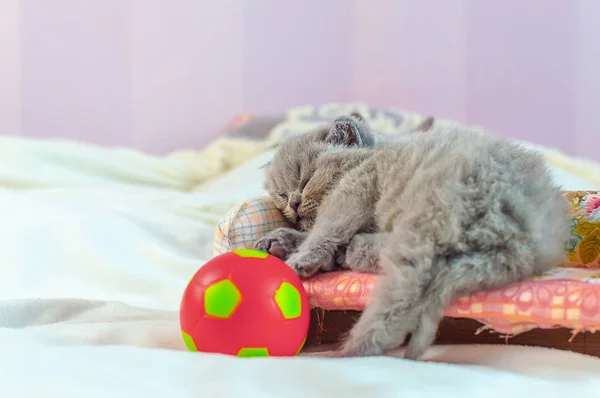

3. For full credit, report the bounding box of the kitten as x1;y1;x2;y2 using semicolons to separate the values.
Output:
255;113;434;272
255;115;571;360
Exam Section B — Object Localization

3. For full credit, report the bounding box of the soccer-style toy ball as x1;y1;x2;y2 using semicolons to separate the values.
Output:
180;249;310;357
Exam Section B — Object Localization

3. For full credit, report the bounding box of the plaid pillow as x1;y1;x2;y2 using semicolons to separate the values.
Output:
214;196;289;256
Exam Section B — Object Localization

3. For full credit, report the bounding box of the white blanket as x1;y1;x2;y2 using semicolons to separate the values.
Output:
2;128;600;397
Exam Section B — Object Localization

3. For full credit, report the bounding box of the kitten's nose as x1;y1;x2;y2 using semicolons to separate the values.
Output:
289;197;301;212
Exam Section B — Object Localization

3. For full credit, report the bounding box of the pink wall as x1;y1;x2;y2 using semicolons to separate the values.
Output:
0;0;598;159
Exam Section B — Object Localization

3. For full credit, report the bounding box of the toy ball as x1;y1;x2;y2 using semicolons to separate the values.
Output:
180;249;310;357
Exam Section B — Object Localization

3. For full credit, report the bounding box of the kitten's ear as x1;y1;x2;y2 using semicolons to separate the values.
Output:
326;115;370;147
350;112;367;124
411;116;434;133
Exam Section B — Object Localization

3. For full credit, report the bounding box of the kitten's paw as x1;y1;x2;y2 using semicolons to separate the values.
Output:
403;343;426;361
340;333;386;358
254;237;287;259
340;307;402;357
334;249;347;268
335;234;381;273
286;250;335;279
254;228;305;260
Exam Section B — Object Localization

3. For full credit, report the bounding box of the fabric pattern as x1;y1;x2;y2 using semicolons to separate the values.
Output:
213;196;289;256
304;268;600;335
563;191;600;268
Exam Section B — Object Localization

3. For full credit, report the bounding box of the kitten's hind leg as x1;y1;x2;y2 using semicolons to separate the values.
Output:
340;257;425;357
403;268;452;360
404;249;536;360
341;262;450;359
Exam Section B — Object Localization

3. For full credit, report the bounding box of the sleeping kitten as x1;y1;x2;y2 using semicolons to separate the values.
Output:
255;115;571;360
255;113;434;272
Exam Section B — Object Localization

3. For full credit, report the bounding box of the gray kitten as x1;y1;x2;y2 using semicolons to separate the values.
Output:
256;113;433;272
255;115;571;360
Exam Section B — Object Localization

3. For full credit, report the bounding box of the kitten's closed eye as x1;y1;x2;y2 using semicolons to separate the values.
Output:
279;193;288;200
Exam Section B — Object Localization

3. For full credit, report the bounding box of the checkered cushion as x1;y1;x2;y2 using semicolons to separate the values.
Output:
214;196;289;255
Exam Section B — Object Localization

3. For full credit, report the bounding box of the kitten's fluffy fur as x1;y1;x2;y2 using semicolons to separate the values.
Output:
255;115;571;360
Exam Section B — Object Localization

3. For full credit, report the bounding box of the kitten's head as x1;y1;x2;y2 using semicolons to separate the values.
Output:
263;113;374;230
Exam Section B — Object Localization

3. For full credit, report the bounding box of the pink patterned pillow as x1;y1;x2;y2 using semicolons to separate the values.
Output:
305;268;600;336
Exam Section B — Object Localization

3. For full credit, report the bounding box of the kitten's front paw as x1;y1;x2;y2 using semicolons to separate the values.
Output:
286;250;335;279
254;237;288;259
254;228;305;260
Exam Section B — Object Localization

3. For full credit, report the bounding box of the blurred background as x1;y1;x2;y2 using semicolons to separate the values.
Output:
0;0;598;159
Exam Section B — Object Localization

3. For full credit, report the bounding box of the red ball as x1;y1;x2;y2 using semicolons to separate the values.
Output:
180;249;310;357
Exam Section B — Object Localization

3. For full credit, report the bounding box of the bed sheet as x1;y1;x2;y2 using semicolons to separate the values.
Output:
2;106;600;396
2;298;600;397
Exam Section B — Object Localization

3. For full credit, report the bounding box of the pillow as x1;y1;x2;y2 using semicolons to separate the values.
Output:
214;196;289;256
